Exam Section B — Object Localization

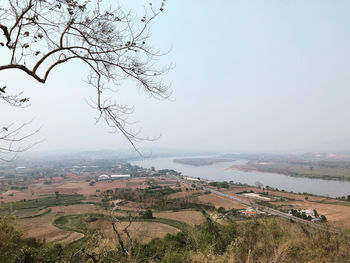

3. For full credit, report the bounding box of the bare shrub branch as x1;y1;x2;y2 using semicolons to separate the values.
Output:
0;120;41;161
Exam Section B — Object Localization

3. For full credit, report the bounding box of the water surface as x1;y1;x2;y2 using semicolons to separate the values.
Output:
132;157;350;197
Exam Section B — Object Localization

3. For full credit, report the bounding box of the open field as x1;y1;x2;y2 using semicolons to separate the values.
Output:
18;212;84;243
168;189;203;199
198;193;247;210
56;216;181;244
100;220;180;243
0;181;82;202
153;210;204;226
105;221;180;242
50;204;105;215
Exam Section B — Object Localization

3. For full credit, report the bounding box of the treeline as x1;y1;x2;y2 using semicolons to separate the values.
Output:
208;181;230;189
336;195;350;201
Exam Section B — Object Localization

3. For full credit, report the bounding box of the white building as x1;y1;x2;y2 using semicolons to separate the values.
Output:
110;174;131;179
184;176;199;181
298;209;315;217
98;174;110;181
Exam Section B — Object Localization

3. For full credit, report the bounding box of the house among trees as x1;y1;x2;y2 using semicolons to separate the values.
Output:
287;208;326;222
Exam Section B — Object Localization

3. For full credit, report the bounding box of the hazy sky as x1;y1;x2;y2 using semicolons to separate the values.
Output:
1;0;350;154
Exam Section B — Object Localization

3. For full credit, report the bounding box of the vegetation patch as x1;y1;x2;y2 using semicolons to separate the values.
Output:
53;213;105;234
9;194;85;211
209;181;230;189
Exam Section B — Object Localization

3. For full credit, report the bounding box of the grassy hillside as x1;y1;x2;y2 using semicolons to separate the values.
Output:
1;213;350;263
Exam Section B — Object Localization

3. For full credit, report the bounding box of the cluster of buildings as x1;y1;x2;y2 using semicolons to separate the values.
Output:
287;209;321;222
98;174;131;181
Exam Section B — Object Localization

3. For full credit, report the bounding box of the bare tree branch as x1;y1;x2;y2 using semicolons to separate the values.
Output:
0;0;170;155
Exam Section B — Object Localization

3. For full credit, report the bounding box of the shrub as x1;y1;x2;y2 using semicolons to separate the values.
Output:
218;207;226;214
140;209;153;219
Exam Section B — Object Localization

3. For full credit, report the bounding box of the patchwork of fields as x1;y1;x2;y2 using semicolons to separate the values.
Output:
1;173;350;247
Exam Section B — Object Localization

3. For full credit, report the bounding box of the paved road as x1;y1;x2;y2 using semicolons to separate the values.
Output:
175;176;337;233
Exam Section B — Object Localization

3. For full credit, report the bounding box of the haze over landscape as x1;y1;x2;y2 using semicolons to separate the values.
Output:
2;0;350;155
3;1;350;262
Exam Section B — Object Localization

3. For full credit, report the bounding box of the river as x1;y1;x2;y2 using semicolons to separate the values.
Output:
131;157;350;197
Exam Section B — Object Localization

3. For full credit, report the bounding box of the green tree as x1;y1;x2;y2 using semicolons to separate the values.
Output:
0;216;23;260
217;206;226;214
141;209;153;219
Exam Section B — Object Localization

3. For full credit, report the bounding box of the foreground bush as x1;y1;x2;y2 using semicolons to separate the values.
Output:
1;214;350;263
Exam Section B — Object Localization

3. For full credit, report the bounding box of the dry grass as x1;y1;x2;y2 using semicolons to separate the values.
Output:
198;194;247;210
169;189;203;199
50;204;104;215
18;213;84;243
91;219;180;244
0;181;82;202
153;210;204;226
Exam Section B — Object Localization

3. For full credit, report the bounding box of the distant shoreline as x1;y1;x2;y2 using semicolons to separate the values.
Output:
174;157;350;182
173;158;235;167
228;164;350;182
